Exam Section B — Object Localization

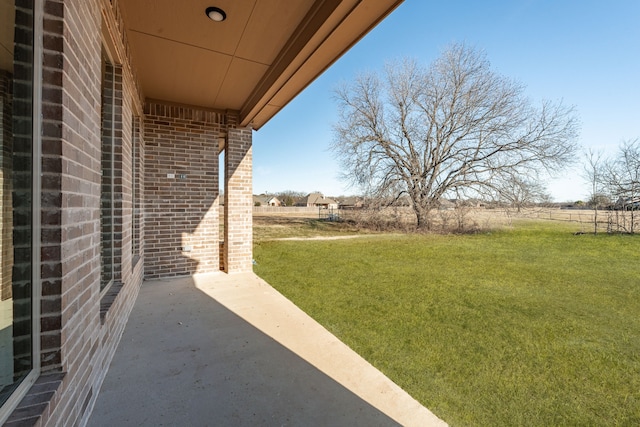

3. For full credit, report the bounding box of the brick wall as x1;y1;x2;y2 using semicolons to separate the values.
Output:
143;103;222;279
7;0;145;425
7;0;256;423
37;0;104;423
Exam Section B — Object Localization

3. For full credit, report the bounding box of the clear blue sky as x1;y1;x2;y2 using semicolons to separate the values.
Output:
252;0;640;202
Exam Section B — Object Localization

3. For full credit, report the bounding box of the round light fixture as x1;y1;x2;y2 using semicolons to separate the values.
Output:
206;6;226;22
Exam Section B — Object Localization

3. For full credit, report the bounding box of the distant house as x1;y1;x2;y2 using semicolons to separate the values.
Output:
337;196;365;209
615;196;640;210
253;195;282;207
298;192;338;209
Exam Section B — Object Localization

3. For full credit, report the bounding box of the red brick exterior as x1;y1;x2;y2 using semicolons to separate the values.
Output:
7;0;143;425
143;103;222;279
143;103;254;277
6;0;254;424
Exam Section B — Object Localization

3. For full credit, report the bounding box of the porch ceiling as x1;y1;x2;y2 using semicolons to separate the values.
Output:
118;0;402;129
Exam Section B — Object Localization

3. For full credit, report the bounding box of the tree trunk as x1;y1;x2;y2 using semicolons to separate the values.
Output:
414;204;433;230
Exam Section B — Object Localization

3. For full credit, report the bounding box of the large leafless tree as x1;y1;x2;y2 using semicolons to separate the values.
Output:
332;44;579;229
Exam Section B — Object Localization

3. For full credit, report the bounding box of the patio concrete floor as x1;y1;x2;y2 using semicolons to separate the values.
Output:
88;272;447;426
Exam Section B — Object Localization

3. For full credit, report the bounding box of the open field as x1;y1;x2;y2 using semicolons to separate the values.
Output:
253;206;639;240
253;216;640;426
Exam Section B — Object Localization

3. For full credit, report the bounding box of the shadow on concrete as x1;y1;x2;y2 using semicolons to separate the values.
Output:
88;275;402;426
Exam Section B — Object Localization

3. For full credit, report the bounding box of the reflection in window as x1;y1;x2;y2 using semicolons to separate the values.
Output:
0;0;34;412
101;51;114;291
132;116;141;263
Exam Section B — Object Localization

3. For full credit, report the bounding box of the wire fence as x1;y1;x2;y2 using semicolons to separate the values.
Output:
517;208;639;233
253;205;639;234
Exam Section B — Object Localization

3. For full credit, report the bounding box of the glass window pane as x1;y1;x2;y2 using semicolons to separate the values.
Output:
132;117;140;259
101;53;114;290
0;0;34;407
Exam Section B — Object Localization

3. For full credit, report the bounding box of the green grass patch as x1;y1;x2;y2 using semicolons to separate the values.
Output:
253;221;640;426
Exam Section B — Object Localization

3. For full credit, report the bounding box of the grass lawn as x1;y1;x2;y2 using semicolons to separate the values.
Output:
253;220;640;426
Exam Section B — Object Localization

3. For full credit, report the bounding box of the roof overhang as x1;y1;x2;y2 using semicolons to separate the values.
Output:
118;0;403;130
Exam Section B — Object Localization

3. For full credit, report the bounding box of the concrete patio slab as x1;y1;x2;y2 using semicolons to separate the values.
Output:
88;272;447;426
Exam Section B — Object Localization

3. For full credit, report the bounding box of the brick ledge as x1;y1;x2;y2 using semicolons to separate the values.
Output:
100;281;124;324
5;372;65;426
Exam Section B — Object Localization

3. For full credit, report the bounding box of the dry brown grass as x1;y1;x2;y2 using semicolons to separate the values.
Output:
253;214;365;241
250;206;639;240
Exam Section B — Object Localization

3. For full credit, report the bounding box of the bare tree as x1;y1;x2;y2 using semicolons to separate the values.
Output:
602;139;640;233
273;190;307;207
493;176;550;213
332;43;579;229
583;149;605;234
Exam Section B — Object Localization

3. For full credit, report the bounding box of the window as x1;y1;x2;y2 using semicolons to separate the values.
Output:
100;51;114;292
0;0;41;421
131;116;141;265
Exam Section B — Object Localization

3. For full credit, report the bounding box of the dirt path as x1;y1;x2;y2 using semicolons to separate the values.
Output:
272;235;367;241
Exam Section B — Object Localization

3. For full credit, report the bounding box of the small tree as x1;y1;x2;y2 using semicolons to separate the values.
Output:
583;149;605;234
275;190;306;207
602;139;640;233
587;194;611;209
332;43;579;230
494;176;550;213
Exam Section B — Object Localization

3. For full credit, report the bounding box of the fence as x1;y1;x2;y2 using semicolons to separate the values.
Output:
253;206;337;217
518;208;639;233
253;205;639;233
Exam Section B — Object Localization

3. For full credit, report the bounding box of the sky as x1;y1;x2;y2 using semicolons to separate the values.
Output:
252;0;640;203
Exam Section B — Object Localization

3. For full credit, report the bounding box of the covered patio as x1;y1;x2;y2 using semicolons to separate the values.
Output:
87;272;446;426
87;2;448;424
2;0;448;424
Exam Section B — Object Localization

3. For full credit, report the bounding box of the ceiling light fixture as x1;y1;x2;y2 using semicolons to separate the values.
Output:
205;6;226;22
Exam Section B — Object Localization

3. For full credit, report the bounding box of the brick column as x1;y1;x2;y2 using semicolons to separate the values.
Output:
224;127;252;273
